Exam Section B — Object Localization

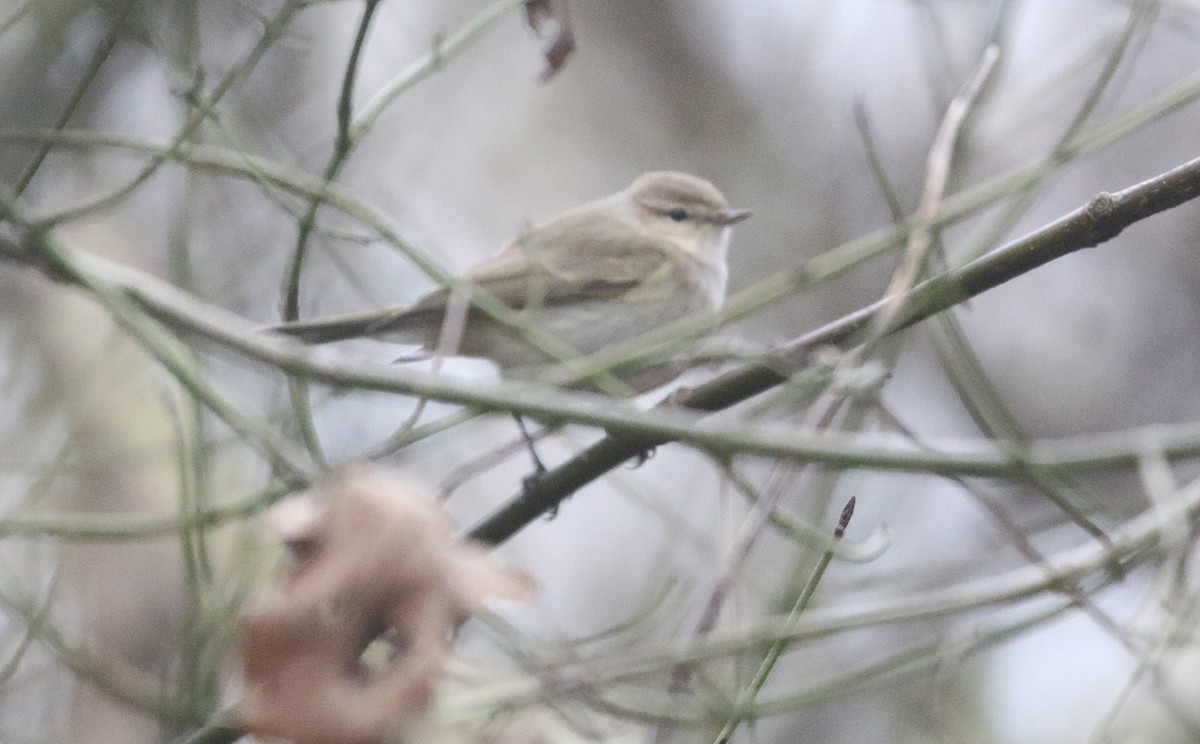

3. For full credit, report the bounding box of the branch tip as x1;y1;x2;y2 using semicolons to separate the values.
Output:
835;496;856;538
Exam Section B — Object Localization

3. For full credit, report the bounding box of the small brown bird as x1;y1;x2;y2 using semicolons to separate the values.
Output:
271;172;749;387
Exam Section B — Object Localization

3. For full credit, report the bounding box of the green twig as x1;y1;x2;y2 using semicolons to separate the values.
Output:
351;0;530;139
447;478;1200;721
9;0;134;199
282;0;382;465
469;150;1200;543
712;498;855;743
8;162;1200;481
33;1;305;229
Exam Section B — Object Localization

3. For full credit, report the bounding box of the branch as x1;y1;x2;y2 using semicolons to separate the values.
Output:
450;471;1200;716
283;0;382;465
4;156;1200;540
2;158;1200;486
467;151;1200;544
4;43;1199;377
352;0;530;139
28;1;304;228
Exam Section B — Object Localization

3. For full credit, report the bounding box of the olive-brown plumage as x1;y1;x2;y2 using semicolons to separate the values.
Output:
271;172;749;380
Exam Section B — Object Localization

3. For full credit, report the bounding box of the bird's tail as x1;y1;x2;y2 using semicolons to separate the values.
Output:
266;307;411;344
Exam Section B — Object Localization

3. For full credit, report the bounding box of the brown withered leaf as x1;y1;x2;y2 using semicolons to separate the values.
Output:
239;465;533;744
525;0;575;81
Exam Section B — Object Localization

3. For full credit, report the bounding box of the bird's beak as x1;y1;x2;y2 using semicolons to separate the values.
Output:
712;208;752;226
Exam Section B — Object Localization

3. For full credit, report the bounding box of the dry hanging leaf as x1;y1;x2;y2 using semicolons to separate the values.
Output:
525;0;575;80
239;465;533;744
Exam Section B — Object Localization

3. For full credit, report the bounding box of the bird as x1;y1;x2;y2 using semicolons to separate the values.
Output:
270;171;749;390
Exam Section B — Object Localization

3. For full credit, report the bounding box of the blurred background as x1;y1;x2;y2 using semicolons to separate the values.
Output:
2;0;1200;742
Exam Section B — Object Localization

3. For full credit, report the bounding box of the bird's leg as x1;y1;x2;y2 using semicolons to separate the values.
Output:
513;414;548;476
513;414;560;518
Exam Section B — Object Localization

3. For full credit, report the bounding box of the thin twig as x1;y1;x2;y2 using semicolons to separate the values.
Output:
712;498;855;743
282;0;382;465
6;155;1200;526
874;44;999;329
8;45;1200;385
469;151;1200;543
950;0;1158;264
30;1;305;229
852;100;905;223
351;0;530;139
448;477;1200;718
10;0;135;198
6;151;1200;492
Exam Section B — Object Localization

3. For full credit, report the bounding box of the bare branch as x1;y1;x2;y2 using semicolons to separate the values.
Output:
469;151;1200;543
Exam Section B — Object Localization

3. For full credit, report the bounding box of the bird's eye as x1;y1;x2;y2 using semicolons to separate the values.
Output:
667;208;689;222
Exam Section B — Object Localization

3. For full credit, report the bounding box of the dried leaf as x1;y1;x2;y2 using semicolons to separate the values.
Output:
525;0;576;81
239;465;533;744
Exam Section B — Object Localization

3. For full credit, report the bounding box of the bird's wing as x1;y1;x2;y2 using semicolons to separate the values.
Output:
405;213;678;316
267;216;682;343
